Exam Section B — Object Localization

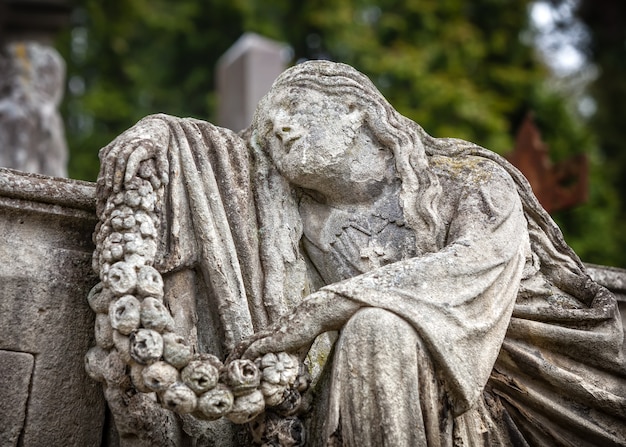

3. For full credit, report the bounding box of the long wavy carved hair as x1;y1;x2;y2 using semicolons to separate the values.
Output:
251;60;445;256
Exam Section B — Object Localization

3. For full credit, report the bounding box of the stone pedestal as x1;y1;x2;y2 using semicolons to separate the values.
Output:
0;167;104;446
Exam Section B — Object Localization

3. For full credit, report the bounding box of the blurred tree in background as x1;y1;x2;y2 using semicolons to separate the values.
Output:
56;0;626;267
530;0;626;267
57;0;246;180
575;0;626;198
563;0;626;266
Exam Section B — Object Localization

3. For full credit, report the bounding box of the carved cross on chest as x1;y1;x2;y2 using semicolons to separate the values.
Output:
359;239;388;266
336;215;404;270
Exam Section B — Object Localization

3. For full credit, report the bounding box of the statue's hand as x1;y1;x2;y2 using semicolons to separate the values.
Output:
227;290;361;362
226;321;316;364
99;117;170;194
241;323;317;361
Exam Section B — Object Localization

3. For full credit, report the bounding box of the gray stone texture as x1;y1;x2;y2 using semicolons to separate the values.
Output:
92;61;626;446
587;263;626;330
0;350;33;446
0;41;68;177
0;167;104;446
1;59;625;447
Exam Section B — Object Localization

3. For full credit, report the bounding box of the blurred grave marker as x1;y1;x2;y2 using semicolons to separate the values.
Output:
0;0;71;177
217;33;288;132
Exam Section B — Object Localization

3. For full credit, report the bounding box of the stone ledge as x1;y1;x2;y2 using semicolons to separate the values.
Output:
0;167;96;212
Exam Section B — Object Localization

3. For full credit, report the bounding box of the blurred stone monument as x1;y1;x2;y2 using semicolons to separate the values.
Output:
0;0;70;177
216;32;288;132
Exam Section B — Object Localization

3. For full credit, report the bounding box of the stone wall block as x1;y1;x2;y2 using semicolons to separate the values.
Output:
0;350;34;446
0;168;105;446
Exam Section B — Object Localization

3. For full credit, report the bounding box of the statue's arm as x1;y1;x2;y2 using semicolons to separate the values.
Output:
234;164;528;361
230;290;361;360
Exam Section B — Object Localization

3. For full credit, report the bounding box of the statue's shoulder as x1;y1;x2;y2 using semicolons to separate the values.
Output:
136;113;217;129
430;150;516;194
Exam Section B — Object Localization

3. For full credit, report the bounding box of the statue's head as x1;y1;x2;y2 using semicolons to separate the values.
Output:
251;61;407;194
251;60;425;171
250;60;444;254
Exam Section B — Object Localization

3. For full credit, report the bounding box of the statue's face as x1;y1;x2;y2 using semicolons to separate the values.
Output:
261;87;365;190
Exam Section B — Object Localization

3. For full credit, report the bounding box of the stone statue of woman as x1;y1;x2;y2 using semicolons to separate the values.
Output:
90;61;626;446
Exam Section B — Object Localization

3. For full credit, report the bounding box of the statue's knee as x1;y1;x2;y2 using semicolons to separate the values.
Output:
343;307;419;349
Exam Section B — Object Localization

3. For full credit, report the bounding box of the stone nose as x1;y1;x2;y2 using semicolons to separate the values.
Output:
274;126;290;141
273;121;301;142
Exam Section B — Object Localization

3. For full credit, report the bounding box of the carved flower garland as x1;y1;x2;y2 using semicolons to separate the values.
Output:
85;159;307;430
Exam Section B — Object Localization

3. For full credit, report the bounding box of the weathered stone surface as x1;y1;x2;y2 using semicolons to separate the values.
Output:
0;57;622;446
0;350;33;447
587;263;626;329
0;167;104;446
91;124;305;443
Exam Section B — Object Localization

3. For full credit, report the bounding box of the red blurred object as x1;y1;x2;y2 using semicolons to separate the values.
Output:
507;113;588;213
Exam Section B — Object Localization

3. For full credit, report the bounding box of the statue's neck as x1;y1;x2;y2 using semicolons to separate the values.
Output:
300;178;402;214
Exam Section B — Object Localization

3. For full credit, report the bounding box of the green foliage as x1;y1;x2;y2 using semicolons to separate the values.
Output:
57;0;246;180
555;0;626;267
56;0;624;266
241;0;544;154
553;159;625;266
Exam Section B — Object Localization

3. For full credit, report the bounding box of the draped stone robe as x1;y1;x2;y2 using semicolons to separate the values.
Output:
100;114;626;446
